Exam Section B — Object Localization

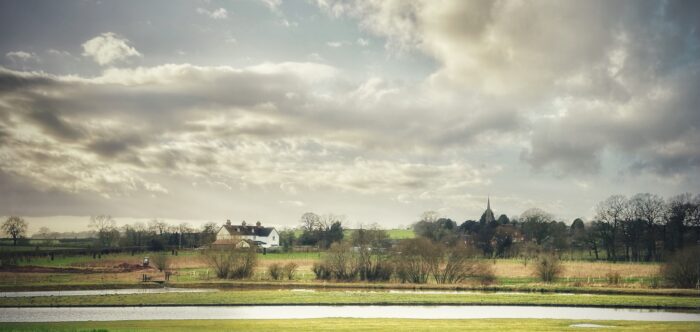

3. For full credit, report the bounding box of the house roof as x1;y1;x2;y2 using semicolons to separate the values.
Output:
220;224;275;237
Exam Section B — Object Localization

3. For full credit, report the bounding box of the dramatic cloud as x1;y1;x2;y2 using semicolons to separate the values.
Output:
318;0;700;177
81;32;141;66
0;0;698;227
0;61;502;210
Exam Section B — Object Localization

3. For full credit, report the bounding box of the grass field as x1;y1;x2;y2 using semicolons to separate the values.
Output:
1;289;698;309
1;250;669;291
386;229;415;239
1;319;698;331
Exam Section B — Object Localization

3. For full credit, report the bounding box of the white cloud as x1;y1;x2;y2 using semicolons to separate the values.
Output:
356;38;370;46
196;7;228;20
280;19;298;28
260;0;282;13
6;51;39;62
81;32;141;66
326;41;350;48
47;49;71;57
318;0;700;178
307;53;326;62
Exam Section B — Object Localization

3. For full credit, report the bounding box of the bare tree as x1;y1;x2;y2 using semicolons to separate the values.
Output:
595;195;627;261
151;252;170;272
433;245;493;284
203;247;257;279
88;215;118;247
630;193;666;261
35;226;52;239
2;216;27;246
148;219;168;235
393;237;439;284
89;215;115;232
300;212;321;231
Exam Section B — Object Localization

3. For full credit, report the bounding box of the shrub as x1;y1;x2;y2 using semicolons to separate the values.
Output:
433;246;494;284
324;241;359;281
393;238;439;284
204;250;232;278
312;262;332;280
151;253;170;272
534;253;563;282
661;246;700;288
268;263;283;280
606;271;622;285
228;247;257;279
363;259;393;282
648;275;661;289
283;262;298;280
203;247;258;279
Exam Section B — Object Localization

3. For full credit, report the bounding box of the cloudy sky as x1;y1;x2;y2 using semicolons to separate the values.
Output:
1;0;699;232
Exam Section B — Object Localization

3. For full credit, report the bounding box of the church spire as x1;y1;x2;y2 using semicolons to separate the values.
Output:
487;196;490;210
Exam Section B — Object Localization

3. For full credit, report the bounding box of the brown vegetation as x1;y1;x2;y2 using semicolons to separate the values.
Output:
661;246;700;288
534;253;563;282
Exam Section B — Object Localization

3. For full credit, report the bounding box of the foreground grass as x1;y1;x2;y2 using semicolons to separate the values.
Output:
0;319;698;332
1;289;698;309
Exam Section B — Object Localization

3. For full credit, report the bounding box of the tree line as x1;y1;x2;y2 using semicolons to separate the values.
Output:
411;193;700;262
1;215;220;250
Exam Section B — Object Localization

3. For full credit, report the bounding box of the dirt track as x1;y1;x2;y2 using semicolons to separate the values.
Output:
0;264;153;274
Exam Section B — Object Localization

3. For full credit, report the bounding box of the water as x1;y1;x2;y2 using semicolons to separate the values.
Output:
1;306;699;322
0;288;217;298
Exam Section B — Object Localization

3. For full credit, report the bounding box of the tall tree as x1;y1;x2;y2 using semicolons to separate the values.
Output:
88;215;118;247
595;195;627;261
519;208;554;245
665;193;694;252
300;212;321;232
2;216;27;246
630;193;666;261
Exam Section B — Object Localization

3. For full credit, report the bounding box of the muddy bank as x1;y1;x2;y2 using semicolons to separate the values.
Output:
0;263;152;274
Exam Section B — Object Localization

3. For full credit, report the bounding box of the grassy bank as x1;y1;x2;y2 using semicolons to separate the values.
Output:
1;319;698;332
1;289;699;309
2;277;698;297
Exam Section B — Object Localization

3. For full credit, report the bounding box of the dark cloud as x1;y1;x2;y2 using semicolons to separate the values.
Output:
25;108;84;141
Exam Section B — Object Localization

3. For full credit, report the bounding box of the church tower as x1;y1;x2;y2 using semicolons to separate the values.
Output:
480;196;495;224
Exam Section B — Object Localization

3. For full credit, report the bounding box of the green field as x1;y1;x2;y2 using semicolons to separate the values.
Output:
1;289;698;309
386;229;415;239
290;229;414;240
1;319;698;332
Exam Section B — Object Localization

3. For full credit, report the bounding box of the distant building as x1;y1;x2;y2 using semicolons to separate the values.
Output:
479;197;496;224
212;220;279;249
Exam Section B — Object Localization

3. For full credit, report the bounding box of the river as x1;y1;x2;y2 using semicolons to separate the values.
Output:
1;305;699;322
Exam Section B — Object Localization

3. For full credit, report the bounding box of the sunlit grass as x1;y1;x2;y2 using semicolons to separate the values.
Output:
0;319;698;331
1;289;698;308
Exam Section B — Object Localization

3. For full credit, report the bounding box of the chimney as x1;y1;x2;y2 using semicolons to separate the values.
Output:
256;221;261;228
242;220;247;226
226;220;231;226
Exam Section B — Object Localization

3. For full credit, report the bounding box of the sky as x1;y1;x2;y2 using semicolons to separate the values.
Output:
0;0;699;233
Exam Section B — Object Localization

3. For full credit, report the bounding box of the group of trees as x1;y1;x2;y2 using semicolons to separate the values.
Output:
278;212;392;252
411;193;699;262
1;215;220;251
588;193;699;262
296;212;345;249
87;215;220;250
311;238;493;284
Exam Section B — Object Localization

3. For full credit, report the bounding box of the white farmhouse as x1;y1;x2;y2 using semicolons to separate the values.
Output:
213;220;279;249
